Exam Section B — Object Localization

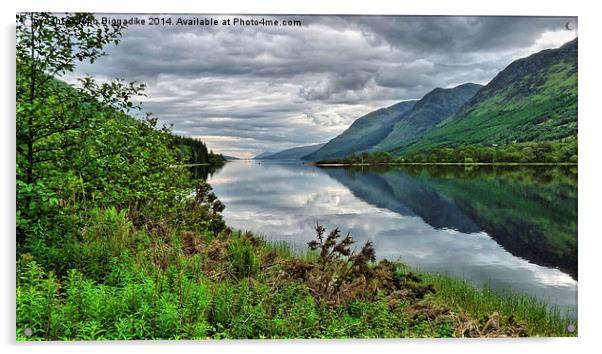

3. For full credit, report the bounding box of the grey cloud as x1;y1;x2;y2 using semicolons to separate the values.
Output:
374;60;436;88
299;70;374;101
67;14;577;157
348;16;574;55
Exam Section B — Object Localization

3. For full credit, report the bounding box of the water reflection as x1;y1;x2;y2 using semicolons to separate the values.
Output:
188;163;224;180
322;165;578;279
208;160;577;316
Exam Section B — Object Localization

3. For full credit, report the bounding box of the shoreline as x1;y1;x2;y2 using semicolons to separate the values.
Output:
311;162;578;167
256;234;577;320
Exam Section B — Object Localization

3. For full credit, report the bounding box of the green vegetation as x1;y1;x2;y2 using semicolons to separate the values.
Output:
16;12;574;341
420;271;573;337
399;139;577;164
316;139;577;165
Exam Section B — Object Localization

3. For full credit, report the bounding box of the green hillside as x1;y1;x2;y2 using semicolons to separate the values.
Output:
374;83;482;151
392;39;578;155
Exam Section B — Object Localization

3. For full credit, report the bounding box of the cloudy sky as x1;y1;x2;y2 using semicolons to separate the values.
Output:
67;15;577;158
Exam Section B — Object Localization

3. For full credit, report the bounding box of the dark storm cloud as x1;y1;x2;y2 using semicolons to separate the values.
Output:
68;14;577;158
347;16;573;54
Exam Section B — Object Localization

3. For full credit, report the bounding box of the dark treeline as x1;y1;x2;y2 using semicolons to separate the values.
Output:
317;139;577;165
172;134;225;166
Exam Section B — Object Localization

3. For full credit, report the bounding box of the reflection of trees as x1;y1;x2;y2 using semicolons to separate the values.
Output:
321;165;578;279
189;163;225;181
337;164;577;186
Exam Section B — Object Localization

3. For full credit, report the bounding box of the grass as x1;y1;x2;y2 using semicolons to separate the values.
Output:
420;270;575;337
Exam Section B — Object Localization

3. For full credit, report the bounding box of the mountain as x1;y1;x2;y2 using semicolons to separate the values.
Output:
373;83;483;152
392;38;578;155
303;100;417;161
253;151;276;160
260;143;326;160
223;155;240;161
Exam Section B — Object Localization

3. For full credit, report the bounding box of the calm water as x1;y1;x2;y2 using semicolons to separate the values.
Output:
207;160;578;317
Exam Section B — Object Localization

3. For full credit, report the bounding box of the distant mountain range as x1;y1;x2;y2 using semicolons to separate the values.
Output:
394;38;577;155
256;143;326;160
303;82;482;161
261;38;577;162
303;100;417;161
253;151;276;159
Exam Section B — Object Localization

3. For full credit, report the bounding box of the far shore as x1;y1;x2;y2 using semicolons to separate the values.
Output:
311;162;578;167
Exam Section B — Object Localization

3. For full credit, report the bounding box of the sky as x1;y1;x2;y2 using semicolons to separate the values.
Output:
67;15;577;158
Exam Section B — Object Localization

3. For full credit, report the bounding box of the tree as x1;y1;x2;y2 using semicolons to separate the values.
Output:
16;13;126;242
16;13;125;184
16;13;181;243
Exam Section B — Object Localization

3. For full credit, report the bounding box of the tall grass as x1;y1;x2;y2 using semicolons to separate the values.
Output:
252;235;321;262
420;271;576;336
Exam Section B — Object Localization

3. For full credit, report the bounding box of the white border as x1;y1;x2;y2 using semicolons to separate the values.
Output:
3;1;600;354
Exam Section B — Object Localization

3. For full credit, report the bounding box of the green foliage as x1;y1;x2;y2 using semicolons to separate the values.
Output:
227;239;260;279
16;256;60;340
421;270;575;337
16;12;183;244
398;139;577;164
17;12;124;240
16;219;574;339
181;181;226;236
77;207;137;280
